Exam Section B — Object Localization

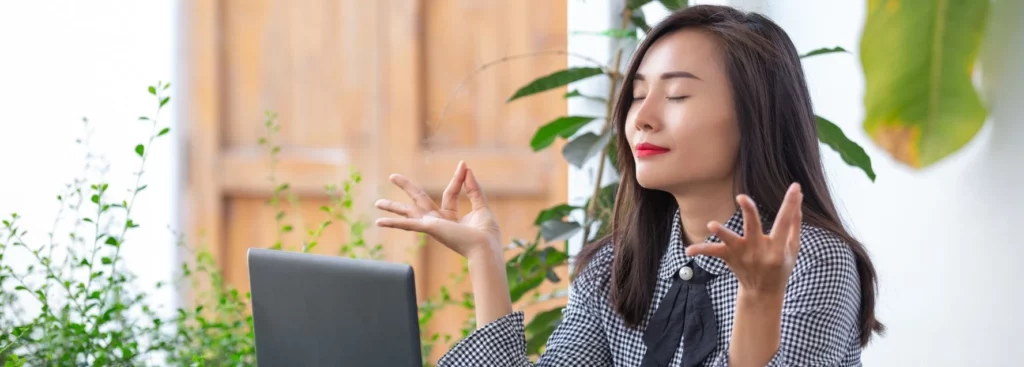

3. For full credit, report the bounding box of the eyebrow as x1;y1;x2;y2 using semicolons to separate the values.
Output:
634;71;702;81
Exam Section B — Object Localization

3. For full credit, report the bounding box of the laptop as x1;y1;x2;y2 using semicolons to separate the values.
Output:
247;248;423;366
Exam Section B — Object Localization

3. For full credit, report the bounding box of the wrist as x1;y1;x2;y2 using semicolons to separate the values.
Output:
737;286;785;310
466;244;504;270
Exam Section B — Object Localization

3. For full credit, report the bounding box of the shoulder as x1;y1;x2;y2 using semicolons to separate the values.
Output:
783;222;864;331
796;222;857;268
792;222;860;285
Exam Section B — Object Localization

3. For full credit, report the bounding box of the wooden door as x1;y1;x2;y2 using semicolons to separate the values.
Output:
181;0;568;362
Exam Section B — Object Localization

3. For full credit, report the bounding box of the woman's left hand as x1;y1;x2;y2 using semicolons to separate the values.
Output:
685;183;804;297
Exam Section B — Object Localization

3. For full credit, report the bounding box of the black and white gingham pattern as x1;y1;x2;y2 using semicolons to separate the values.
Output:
438;206;864;367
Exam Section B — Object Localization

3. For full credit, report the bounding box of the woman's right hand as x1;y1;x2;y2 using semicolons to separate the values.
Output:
374;161;502;260
376;161;514;326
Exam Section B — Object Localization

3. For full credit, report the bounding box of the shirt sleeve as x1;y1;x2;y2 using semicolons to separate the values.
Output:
437;268;613;367
711;242;862;367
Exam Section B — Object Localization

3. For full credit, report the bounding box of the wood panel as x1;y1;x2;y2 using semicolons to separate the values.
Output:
181;0;568;363
180;0;223;303
417;0;569;361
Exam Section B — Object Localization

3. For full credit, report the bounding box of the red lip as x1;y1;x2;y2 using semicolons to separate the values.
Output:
636;142;670;157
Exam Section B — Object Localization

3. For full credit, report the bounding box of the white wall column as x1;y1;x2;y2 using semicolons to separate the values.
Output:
566;0;632;259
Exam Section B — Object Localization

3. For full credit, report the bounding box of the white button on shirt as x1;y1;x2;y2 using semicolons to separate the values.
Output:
678;266;694;281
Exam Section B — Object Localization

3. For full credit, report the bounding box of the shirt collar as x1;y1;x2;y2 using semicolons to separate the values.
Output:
658;204;772;279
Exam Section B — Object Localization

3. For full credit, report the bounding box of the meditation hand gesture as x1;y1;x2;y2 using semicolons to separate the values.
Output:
686;183;804;297
374;161;502;260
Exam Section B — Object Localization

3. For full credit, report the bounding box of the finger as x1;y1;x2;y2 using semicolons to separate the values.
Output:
708;220;743;245
390;174;438;211
375;199;415;217
685;241;729;259
376;216;465;256
375;217;430;234
440;161;468;214
771;183;802;242
787;192;804;255
464;168;490;211
737;194;763;237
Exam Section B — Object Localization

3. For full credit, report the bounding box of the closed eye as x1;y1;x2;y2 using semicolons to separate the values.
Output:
667;96;689;101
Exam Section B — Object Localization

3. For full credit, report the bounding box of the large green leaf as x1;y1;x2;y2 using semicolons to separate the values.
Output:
562;132;612;168
509;275;544;304
540;220;581;243
860;0;989;168
508;67;605;102
534;204;579;226
816;116;876;182
506;248;568;302
530;116;598;151
539;247;570;267
525;306;564;356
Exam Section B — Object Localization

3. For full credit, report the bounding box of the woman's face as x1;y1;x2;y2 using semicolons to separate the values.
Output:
624;29;740;193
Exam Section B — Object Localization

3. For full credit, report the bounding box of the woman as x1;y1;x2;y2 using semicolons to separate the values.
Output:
374;5;883;367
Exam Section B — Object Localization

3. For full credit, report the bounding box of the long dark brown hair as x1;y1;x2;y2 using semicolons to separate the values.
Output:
573;5;884;346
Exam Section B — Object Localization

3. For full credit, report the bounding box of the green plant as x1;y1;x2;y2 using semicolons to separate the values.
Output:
0;82;175;366
0;85;434;366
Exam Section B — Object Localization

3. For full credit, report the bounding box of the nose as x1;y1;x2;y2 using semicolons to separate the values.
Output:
632;97;660;132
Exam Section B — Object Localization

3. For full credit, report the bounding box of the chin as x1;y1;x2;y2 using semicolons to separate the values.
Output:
635;170;680;191
634;163;707;192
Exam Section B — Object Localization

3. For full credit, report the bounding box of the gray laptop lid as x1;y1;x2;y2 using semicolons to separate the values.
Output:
247;248;423;366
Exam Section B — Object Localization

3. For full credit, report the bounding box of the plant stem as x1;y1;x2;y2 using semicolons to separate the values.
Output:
581;7;633;246
8;272;50;317
0;317;39;356
109;96;162;277
264;115;286;250
14;231;87;316
83;86;162;364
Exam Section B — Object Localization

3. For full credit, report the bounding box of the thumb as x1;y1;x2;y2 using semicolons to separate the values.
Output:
464;168;489;211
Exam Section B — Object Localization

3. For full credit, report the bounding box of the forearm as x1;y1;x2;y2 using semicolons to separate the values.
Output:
728;288;784;367
467;248;514;327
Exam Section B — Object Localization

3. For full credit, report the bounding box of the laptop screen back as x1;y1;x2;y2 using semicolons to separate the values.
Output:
247;248;423;366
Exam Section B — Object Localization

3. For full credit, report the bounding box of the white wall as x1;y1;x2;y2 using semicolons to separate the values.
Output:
566;0;630;257
569;0;1024;365
0;0;180;328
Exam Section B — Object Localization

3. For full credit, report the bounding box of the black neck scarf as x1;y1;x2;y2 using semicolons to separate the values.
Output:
639;261;718;367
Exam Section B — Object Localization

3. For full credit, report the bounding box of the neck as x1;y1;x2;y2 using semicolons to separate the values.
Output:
671;180;738;245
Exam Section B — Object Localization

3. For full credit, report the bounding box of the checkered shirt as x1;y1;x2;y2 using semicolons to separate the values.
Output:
438;206;864;366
